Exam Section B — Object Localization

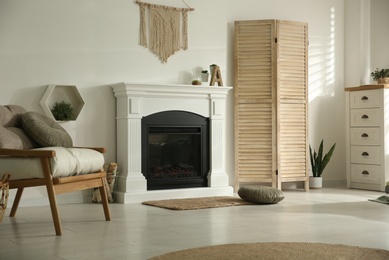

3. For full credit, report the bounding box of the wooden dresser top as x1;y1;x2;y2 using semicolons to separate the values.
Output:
345;84;389;91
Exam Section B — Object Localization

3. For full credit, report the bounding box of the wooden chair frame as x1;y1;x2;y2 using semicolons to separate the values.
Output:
0;147;111;236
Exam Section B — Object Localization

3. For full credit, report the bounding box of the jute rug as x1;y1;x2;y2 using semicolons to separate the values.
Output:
142;196;255;210
149;242;389;260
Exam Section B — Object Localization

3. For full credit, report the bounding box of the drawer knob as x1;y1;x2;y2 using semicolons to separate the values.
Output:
361;96;369;100
361;133;369;138
361;115;369;119
362;152;369;156
362;170;370;175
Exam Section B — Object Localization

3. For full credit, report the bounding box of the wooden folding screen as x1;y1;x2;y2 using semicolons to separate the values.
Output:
234;20;309;191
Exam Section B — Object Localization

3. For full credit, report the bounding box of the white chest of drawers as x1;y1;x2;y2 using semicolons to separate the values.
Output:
345;85;389;191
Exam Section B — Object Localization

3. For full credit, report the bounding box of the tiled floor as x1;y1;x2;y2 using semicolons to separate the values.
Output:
0;187;388;259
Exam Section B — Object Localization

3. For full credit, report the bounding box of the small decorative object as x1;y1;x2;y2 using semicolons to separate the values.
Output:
51;101;74;121
92;162;118;203
370;68;389;84
0;173;11;224
191;80;202;85
201;70;209;83
210;65;223;86
209;64;217;77
309;140;336;189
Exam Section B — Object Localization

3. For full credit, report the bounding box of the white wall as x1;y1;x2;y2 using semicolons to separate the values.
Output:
0;0;361;205
370;0;389;71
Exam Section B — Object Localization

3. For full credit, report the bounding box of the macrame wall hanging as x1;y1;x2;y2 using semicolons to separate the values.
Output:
135;0;194;63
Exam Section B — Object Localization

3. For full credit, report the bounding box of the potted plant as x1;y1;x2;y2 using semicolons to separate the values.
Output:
309;140;336;188
371;68;389;84
51;101;74;121
201;70;209;83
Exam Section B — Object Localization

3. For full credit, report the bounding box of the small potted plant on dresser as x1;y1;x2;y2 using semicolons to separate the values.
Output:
309;140;336;189
371;68;389;84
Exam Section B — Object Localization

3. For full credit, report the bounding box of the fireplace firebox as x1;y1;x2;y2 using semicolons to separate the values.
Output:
142;111;209;190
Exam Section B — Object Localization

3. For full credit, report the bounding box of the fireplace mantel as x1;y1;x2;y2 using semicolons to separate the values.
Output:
111;82;233;203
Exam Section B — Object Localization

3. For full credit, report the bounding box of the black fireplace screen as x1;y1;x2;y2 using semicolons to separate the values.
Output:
149;129;200;179
142;111;209;190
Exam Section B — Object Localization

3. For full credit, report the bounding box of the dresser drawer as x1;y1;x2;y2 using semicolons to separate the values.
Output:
350;90;380;109
350;108;380;127
350;164;381;184
349;128;380;145
350;146;381;164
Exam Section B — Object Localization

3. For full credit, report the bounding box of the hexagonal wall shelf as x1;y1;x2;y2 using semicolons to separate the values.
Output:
39;85;85;121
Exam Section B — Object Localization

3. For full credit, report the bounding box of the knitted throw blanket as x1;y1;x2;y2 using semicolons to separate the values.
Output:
136;0;194;63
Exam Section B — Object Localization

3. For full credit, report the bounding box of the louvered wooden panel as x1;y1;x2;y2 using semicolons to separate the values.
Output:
277;20;308;101
234;19;308;191
234;20;276;190
235;20;274;101
276;20;308;188
278;102;308;179
236;103;274;183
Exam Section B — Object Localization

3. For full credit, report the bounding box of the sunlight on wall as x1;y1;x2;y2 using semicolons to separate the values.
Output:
308;7;336;102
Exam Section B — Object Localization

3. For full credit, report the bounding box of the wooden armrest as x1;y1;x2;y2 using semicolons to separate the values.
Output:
0;148;56;158
73;147;107;153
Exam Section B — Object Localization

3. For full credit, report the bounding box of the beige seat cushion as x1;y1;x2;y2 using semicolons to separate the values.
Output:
0;147;104;180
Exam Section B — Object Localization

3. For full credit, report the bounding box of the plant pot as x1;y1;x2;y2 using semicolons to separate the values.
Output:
201;73;209;83
309;176;322;189
377;78;389;84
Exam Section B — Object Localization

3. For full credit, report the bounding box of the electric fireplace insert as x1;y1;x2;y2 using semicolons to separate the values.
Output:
141;111;209;190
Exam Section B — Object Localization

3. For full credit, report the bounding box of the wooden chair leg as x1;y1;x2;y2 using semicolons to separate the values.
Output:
10;187;24;217
45;183;62;236
99;178;111;221
40;157;62;236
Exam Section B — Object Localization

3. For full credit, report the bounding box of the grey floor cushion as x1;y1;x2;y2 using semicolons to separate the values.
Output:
238;185;284;204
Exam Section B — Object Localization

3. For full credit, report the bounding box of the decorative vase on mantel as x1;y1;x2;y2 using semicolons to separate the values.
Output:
201;71;209;83
377;78;389;84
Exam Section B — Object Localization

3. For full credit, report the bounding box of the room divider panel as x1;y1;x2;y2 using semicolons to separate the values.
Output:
234;19;309;191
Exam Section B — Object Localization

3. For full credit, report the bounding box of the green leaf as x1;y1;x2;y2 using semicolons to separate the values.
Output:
309;140;336;177
319;143;336;176
309;145;315;176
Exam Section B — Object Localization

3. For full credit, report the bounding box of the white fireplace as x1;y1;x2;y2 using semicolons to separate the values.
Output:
111;82;233;203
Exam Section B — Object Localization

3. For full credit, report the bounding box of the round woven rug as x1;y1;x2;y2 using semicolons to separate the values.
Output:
149;242;389;260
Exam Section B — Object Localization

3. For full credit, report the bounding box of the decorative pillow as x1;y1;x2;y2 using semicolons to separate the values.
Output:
22;112;73;147
238;185;284;204
0;105;38;149
0;126;38;149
